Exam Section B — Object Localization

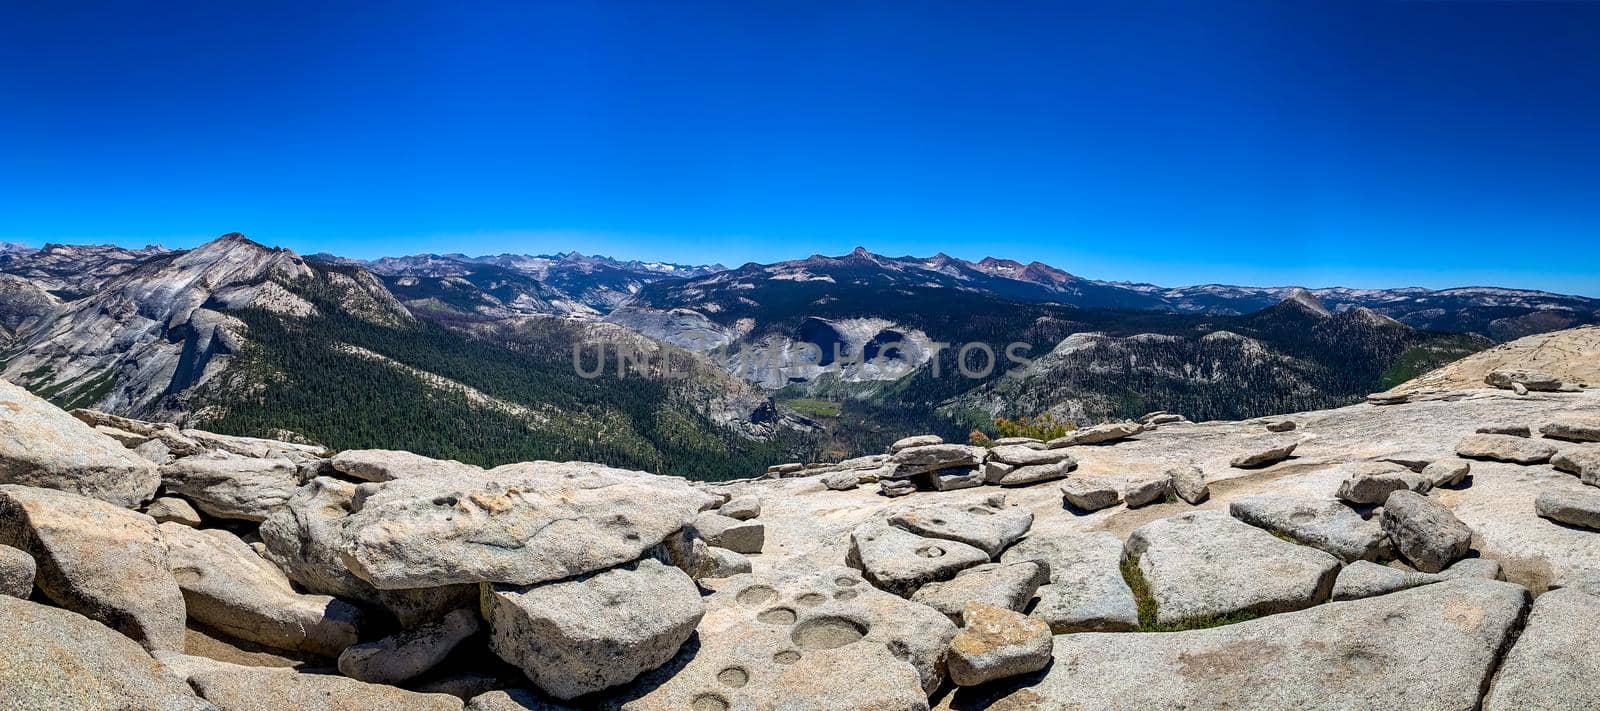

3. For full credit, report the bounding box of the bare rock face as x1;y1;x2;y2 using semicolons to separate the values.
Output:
482;558;703;701
1229;438;1300;468
994;458;1075;486
846;520;989;597
169;653;465;710
341;462;715;589
1483;587;1600;710
889;444;985;476
889;434;943;453
161;522;364;657
822;471;860;490
718;495;761;520
619;567;958;711
1541;414;1600;443
1535;487;1600;530
887;498;1033;557
1381;491;1473;573
1229;495;1387;563
0;485;185;651
259;476;381;603
160;454;304;521
331;449;484;482
1;542;36;598
1335;461;1432;505
1;595;212;710
0;379;160;508
145;496;203;526
1423;458;1472;487
1167;465;1210;504
1046;421;1144;447
1124;477;1171;508
910;560;1049;624
1456;433;1558;465
1060;475;1123;511
987;445;1074;467
1127;511;1340;625
1001;531;1138;633
339;608;481;685
946;603;1052;687
694;511;765;554
939;580;1530;711
1552;447;1600;482
1330;560;1443;601
1486;368;1565;391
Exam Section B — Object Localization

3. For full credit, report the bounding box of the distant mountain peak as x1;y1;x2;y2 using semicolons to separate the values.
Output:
1281;287;1332;317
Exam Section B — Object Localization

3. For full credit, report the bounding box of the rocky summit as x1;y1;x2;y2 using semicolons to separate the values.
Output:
0;327;1599;710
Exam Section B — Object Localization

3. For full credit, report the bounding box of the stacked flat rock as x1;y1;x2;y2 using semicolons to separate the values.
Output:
1046;421;1144;448
1229;494;1387;562
1485;368;1565;391
889;444;985;477
1001;530;1138;632
1456;433;1558;464
1541;414;1600;443
1335;461;1432;505
1;380;160;508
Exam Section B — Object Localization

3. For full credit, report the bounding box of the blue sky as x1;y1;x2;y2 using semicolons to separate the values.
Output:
2;2;1597;295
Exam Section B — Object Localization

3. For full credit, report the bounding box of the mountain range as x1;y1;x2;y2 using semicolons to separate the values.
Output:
2;233;1595;476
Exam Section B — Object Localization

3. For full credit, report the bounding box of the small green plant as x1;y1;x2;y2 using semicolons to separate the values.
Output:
992;413;1075;441
1120;554;1259;632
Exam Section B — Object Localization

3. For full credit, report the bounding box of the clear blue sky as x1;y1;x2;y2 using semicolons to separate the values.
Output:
2;2;1597;295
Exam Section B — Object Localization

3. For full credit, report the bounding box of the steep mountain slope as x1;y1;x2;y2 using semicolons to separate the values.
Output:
1394;325;1600;392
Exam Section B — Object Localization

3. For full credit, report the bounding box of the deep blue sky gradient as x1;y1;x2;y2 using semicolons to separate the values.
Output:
2;1;1597;294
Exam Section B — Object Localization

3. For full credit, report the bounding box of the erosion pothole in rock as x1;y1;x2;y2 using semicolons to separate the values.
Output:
773;649;801;664
795;592;827;607
791;616;868;650
691;693;730;711
716;666;749;688
833;588;858;601
835;576;860;587
737;585;778;607
757;606;797;625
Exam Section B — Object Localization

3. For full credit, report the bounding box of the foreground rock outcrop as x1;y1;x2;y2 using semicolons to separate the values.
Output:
1;379;160;507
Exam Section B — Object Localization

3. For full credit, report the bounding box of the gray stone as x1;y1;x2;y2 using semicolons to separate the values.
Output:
1483;587;1600;711
1553;447;1600;483
1382;490;1473;573
1123;477;1170;508
178;428;329;461
938;580;1529;711
0;379;161;508
466;689;576;710
172;654;464;710
988;444;1074;467
1;542;35;598
1060;475;1122;511
133;438;174;465
1486;367;1564;391
931;467;986;491
992;437;1046;448
145;496;203;526
1541;414;1600;443
620;567;958;710
878;478;915;497
910;560;1049;624
1266;420;1298;432
1336;461;1432;505
1001;531;1138;633
1229;495;1387;562
338;608;481;684
1477;424;1531;437
889;444;984;476
982;460;1015;484
1535;487;1600;530
995;458;1075;486
887;499;1033;557
161;522;363;657
1440;557;1503;581
1046;421;1144;447
1423;458;1472;487
0;595;211;710
889;434;943;452
1330;560;1443;601
694;511;765;554
1167;465;1210;504
1456;433;1558;464
341;462;715;589
331;448;484;482
946;603;1052;687
718;495;761;520
0;485;185;651
482;558;702;701
1229;438;1299;468
259;476;380;603
846;520;988;597
159;454;302;521
1127;511;1340;625
821;471;860;490
690;541;752;580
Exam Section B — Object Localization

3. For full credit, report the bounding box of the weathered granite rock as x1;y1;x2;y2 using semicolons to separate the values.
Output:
133;438;175;465
1477;423;1531;437
1382;491;1473;573
1;542;35;598
1266;420;1298;432
718;495;761;520
1541;414;1600;443
1553;448;1600;487
988;445;1074;467
1486;367;1564;391
0;485;185;651
879;478;916;497
172;654;464;710
1439;557;1503;581
0;595;211;710
179;428;329;461
161;522;363;657
1330;560;1443;601
620;567;958;710
694;511;765;554
889;434;943;452
1229;495;1387;562
1366;390;1411;405
1335;461;1432;505
1229;438;1299;468
938;580;1529;711
887;499;1033;557
145;496;203;526
160;454;303;521
1127;511;1340;625
821;471;860;490
1535;487;1600;530
339;608;481;684
931;467;986;491
1124;477;1170;508
995;458;1075;486
982;460;1015;484
1046;421;1144;448
1167;465;1209;504
1423;458;1472;487
341;463;715;589
259;476;380;603
889;444;984;476
689;541;752;580
331;449;484;482
466;689;576;710
946;603;1052;687
1456;433;1558;464
846;520;988;597
1001;531;1138;633
910;560;1049;624
1060;475;1122;511
1483;587;1600;711
992;437;1046;448
1;379;161;508
482;558;702;701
